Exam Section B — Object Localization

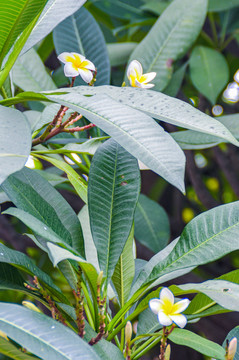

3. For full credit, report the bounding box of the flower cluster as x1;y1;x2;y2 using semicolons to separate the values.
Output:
223;69;239;103
149;287;190;328
58;51;156;89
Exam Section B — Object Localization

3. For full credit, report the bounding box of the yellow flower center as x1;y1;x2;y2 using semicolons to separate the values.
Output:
66;54;89;71
162;299;174;315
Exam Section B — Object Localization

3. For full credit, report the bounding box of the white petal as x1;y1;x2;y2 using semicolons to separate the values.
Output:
78;68;93;83
72;52;85;62
83;59;96;71
64;62;80;77
149;299;164;314
127;59;143;78
234;70;239;84
160;288;174;305
172;298;190;314
135;79;154;88
58;52;74;64
170;314;187;328
142;72;157;83
157;312;173;326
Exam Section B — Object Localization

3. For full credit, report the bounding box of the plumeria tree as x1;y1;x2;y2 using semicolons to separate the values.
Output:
0;0;239;359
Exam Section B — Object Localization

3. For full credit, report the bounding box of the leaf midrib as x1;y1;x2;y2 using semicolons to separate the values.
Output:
137;201;158;246
151;217;239;283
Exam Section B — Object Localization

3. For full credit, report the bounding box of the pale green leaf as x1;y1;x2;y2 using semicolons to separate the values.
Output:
125;0;208;90
51;86;239;146
0;304;101;360
0;106;31;185
168;328;225;359
208;0;239;12
0;336;38;360
107;42;137;66
223;327;239;360
45;92;186;192
12;48;56;92
22;0;86;54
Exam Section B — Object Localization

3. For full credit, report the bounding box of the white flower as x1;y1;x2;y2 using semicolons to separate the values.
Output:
127;60;156;88
58;52;95;83
149;287;190;328
234;69;239;85
223;82;239;103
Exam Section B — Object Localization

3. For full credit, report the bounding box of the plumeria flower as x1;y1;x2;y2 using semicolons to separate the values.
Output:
227;337;237;360
149;287;190;328
58;52;95;83
127;60;156;88
234;69;239;85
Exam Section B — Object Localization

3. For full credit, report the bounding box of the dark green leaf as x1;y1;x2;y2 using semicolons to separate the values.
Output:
88;139;140;283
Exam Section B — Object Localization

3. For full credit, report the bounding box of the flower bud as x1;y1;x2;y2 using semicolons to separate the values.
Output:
227;337;237;360
125;321;132;344
97;271;104;287
22;301;42;313
165;344;171;360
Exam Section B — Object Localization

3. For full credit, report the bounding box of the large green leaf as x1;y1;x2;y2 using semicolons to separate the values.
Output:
1;167;85;256
168;328;225;359
0;304;101;360
0;0;47;66
208;0;239;12
134;201;239;290
0;263;26;293
0;105;31;185
134;194;170;253
0;337;38;360
88;139;140;283
107;42;137;66
189;46;229;105
22;0;86;54
112;225;135;306
46;92;186;192
125;0;208;91
53;86;239;146
53;7;110;86
12;48;56;92
0;243;66;302
179;280;239;312
186;269;239;316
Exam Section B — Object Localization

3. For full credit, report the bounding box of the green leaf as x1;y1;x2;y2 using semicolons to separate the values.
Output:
0;336;38;360
179;280;239;312
137;308;162;336
189;46;229;105
223;327;239;360
0;0;47;66
125;0;208;91
12;48;56;92
1;167;85;256
22;0;86;54
0;243;66;302
24;110;41;132
163;62;188;97
171;130;222;149
134;201;239;290
186;269;239;316
168;328;225;359
45;92;186;192
53;7;110;86
54;86;239;146
107;42;137;66
0;105;31;185
46;242;85;267
134;194;170;253
112;225;135;306
34;154;88;204
208;0;239;12
0;304;101;360
88;139;140;283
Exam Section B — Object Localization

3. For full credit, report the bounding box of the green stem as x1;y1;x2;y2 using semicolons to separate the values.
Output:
132;337;162;360
220;30;239;51
200;30;216;48
107;304;148;341
81;281;95;324
84;303;95;330
82;154;91;169
131;333;162;359
208;12;218;46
